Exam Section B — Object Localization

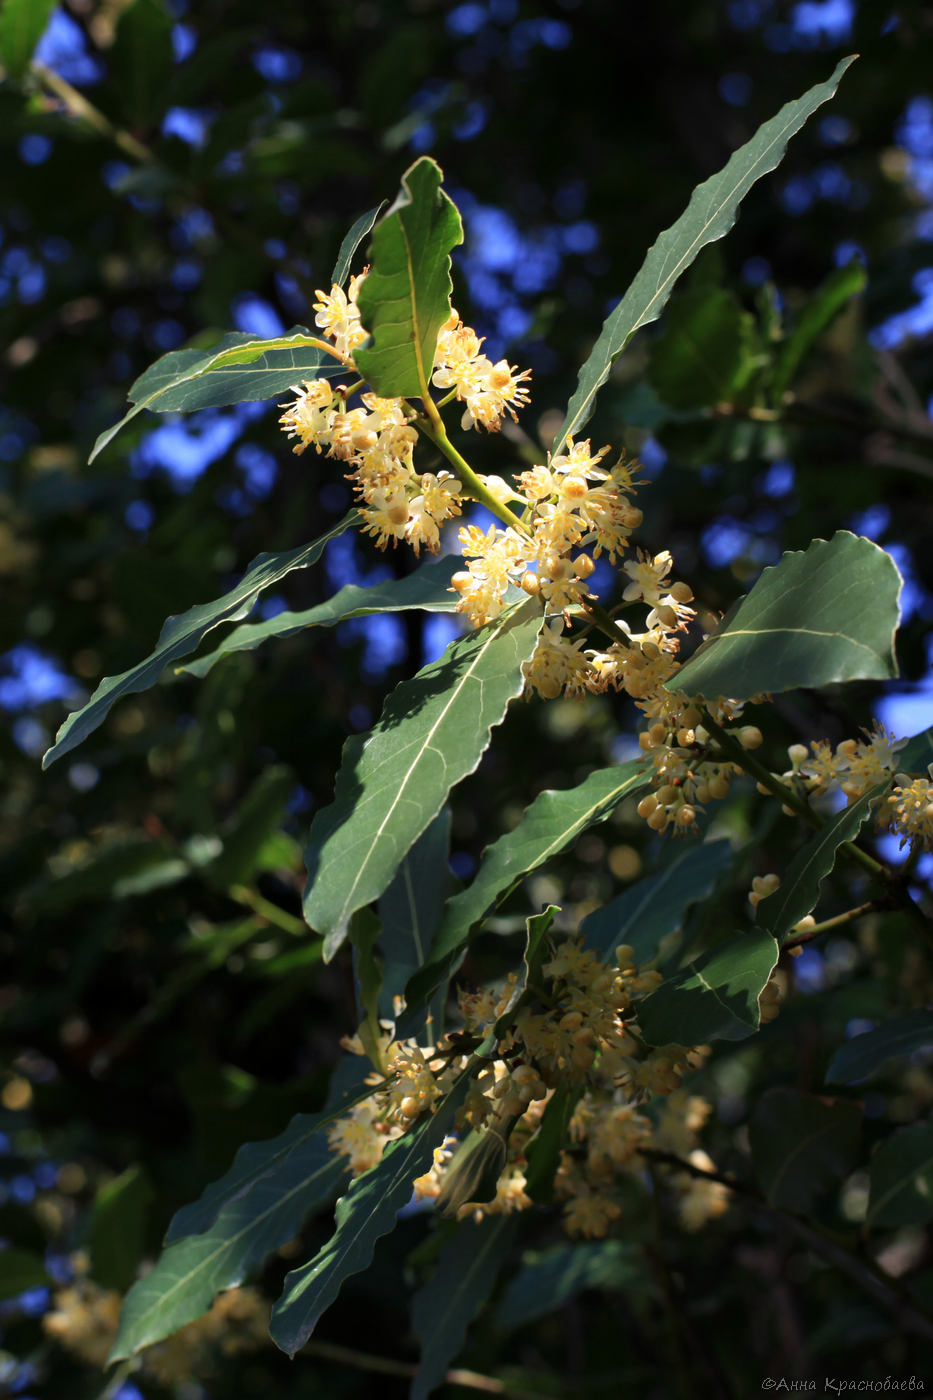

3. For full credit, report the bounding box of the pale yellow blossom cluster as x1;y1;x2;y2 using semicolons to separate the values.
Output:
327;936;726;1239
44;1273;268;1380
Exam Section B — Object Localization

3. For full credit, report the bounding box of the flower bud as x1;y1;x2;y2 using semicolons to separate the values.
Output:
739;726;764;750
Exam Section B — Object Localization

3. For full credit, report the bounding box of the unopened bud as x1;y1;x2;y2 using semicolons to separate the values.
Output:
787;743;809;767
676;805;697;827
739;726;764;750
520;572;540;595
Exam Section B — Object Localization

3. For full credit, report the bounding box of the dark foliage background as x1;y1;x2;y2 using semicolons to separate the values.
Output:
2;1;933;1396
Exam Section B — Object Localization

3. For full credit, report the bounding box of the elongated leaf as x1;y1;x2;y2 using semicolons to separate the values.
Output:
637;927;779;1046
897;724;933;774
771;258;867;398
581;839;734;964
378;808;458;1033
355;156;463;399
749;1089;861;1214
867;1120;933;1227
269;1078;469;1357
303;597;543;959
402;761;648;1026
110;1133;347;1359
42;513;356;769
492;905;559;1041
0;0;56;77
523;1086;577;1205
331;203;386;286
827;1009;933;1085
411;1218;515;1400
762;782;888;944
89;1166;153;1292
671;532;901;702
90;329;344;462
111;0;173;130
648;286;759;410
182;554;461;680
498;1240;654;1331
554;56;856;450
204;766;294;891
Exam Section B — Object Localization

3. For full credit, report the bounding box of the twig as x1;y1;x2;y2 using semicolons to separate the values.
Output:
304;1337;554;1399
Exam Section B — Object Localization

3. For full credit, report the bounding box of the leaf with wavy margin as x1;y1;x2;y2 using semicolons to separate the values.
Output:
42;513;357;768
637;927;779;1046
554;56;855;451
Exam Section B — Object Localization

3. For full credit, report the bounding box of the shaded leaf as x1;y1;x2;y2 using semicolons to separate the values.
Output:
762;782;888;944
0;0;56;78
204;766;294;891
90;329;344;463
648;286;760;409
378;808;458;1035
411;1218;515;1400
523;1086;578;1205
493;905;559;1039
672;532;901;702
303;597;543;959
110;0;173;130
42;513;357;768
269;1077;469;1356
498;1241;654;1331
581;839;734;964
771;258;867;399
331;203;386;286
0;1248;50;1301
637;927;779;1046
110;1133;347;1358
355;155;463;399
897;724;933;774
555;56;856;449
749;1089;861;1214
402;761;648;1028
868;1121;933;1227
182;555;461;680
349;907;385;1070
826;1009;933;1085
89;1166;154;1292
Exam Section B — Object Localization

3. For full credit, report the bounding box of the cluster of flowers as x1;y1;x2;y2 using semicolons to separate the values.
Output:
43;1257;267;1380
776;726;933;851
327;936;729;1238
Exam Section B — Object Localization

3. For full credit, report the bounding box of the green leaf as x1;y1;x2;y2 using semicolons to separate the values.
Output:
523;1086;577;1205
354;156;463;399
671;532;901;702
349;907;385;1069
303;597;543;960
402;761;648;1027
90;329;344;463
0;0;56;78
378;808;458;1034
42;513;357;769
331;203;386;286
492;905;558;1039
637;927;779;1046
0;1248;51;1301
554;56;856;450
181;555;461;680
110;1131;347;1358
761;782;888;944
868;1120;933;1227
89;1166;154;1291
269;1076;469;1357
581;839;734;964
204;766;294;891
648;286;760;410
826;1009;933;1085
110;0;173;130
771;258;867;399
498;1241;654;1331
410;1218;515;1400
897;724;933;775
749;1089;861;1214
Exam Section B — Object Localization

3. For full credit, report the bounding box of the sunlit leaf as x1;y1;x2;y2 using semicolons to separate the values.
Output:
410;1218;515;1400
182;555;461;680
355;155;463;399
269;1076;469;1356
636;927;778;1045
868;1121;933;1227
303;597;543;960
749;1089;861;1214
331;202;386;286
761;782;888;944
90;329;345;463
672;532;901;701
826;1009;933;1085
581;839;734;964
555;56;856;449
402;761;648;1027
42;513;357;769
